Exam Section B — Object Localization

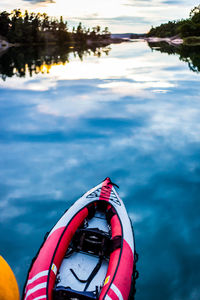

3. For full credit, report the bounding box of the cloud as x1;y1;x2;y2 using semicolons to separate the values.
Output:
125;0;197;5
70;15;151;32
66;0;198;33
22;0;55;3
1;0;199;33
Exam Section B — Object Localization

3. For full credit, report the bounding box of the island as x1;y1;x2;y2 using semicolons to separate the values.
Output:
0;9;114;50
146;5;200;46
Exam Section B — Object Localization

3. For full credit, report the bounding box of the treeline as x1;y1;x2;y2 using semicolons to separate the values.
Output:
148;5;200;38
0;9;111;45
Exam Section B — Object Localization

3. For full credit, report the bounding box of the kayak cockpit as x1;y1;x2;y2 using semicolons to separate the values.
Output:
53;204;117;299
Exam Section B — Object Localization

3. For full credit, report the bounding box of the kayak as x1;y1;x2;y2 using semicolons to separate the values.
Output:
23;177;137;300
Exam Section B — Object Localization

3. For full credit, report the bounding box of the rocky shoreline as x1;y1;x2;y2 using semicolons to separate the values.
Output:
0;36;131;54
0;35;186;55
143;36;183;45
110;34;184;46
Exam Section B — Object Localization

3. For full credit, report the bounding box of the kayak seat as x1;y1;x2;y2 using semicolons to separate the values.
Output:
65;226;122;260
71;228;110;257
53;286;98;300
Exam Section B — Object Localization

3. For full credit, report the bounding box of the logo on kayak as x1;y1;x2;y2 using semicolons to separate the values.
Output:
86;186;121;206
104;275;110;286
51;263;57;275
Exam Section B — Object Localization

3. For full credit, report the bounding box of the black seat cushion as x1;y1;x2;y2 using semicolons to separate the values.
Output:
53;286;98;300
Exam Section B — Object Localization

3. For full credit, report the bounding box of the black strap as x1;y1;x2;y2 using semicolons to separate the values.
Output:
110;235;122;252
109;181;119;189
84;257;103;291
104;177;119;189
87;203;96;219
106;207;116;224
70;269;88;283
70;257;103;291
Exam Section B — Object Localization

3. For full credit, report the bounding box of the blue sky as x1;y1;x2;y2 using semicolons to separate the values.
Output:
1;0;199;33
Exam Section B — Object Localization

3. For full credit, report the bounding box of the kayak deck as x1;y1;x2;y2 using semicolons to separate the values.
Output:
55;210;109;293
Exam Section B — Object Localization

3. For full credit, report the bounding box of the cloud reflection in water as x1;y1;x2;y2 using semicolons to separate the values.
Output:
0;41;200;299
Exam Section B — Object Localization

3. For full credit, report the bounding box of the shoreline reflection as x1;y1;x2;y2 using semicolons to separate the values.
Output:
147;41;200;73
0;45;111;80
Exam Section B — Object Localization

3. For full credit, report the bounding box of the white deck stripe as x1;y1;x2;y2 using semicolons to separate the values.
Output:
27;270;49;285
105;295;112;300
111;283;124;300
34;296;47;300
25;282;47;300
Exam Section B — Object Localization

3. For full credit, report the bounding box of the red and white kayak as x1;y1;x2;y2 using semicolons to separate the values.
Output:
23;178;137;300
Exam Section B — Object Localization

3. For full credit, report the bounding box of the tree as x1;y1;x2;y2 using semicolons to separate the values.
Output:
189;5;200;18
57;17;71;44
75;22;87;43
0;9;111;45
177;21;195;37
0;11;10;37
102;27;111;39
41;13;50;31
8;9;24;43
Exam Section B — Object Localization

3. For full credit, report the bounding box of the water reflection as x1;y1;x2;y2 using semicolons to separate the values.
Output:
1;41;200;82
147;41;200;73
0;45;111;80
1;41;200;300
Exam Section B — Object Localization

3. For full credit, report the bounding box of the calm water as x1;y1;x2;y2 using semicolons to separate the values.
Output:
1;41;200;300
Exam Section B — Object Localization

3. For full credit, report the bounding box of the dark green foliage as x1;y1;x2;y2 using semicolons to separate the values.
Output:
148;5;200;38
0;9;110;45
177;21;196;37
0;11;10;37
184;36;200;45
148;21;180;38
88;26;111;42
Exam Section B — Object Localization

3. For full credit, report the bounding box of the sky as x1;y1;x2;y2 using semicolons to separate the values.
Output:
0;0;200;33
